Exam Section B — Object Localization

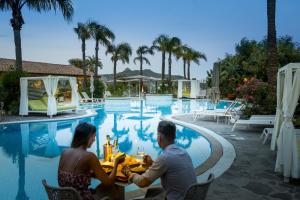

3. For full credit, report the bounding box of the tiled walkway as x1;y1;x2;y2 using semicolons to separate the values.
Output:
173;114;300;200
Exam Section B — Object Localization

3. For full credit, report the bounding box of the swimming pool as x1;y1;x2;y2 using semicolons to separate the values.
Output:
0;99;229;200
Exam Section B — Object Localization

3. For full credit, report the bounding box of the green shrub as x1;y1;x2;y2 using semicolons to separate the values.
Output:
107;83;126;97
78;78;106;98
0;71;28;114
237;77;276;118
158;80;172;94
93;79;105;98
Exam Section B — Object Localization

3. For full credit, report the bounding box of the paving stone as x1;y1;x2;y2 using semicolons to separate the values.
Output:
270;193;293;200
243;182;273;195
294;193;300;199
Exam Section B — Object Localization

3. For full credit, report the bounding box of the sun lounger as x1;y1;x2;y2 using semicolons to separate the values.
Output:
81;92;103;103
260;128;274;144
194;101;244;123
232;117;275;131
28;97;76;116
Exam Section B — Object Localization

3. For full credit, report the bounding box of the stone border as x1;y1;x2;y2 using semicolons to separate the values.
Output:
0;109;97;125
125;114;236;199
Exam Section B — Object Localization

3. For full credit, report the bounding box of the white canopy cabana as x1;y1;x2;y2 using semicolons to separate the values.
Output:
19;76;79;117
271;63;300;181
177;79;206;99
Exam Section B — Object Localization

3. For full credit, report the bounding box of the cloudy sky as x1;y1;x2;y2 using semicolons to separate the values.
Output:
1;0;300;79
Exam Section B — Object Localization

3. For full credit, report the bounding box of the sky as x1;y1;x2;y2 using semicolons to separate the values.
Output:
1;0;300;79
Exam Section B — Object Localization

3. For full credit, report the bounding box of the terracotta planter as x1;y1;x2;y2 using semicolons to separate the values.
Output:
227;93;236;100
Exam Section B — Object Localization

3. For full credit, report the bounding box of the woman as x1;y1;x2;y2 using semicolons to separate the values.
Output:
58;122;125;200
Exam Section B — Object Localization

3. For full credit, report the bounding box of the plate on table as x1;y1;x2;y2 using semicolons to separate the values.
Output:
128;164;148;174
100;161;114;174
102;165;113;174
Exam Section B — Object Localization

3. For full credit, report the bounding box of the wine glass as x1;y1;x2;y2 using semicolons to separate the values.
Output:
136;147;145;167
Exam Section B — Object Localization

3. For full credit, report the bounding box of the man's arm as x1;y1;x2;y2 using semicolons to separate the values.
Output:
126;156;167;188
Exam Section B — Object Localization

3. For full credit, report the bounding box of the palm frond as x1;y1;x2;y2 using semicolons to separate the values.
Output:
27;0;73;22
0;0;11;10
143;57;151;65
74;22;90;40
133;57;139;65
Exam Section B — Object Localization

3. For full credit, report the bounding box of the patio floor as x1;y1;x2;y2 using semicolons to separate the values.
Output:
173;114;300;200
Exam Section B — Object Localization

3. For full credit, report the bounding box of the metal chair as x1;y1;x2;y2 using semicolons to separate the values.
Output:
183;174;214;200
42;179;82;200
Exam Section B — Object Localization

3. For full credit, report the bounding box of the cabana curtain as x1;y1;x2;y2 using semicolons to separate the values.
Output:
271;72;285;150
69;77;79;107
272;63;300;181
275;69;300;179
19;78;28;115
43;76;59;116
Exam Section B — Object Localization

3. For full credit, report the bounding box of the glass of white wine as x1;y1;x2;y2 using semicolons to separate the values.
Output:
136;146;145;167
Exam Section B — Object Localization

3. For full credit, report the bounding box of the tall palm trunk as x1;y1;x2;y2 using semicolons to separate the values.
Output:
94;40;99;78
267;0;278;88
82;39;87;92
183;59;186;79
139;56;143;92
16;154;28;200
168;51;172;80
11;8;24;71
113;60;117;90
187;61;191;80
161;51;165;80
139;56;143;75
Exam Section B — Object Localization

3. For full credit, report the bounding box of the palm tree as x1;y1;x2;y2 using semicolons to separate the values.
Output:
69;56;102;73
0;0;74;71
152;35;169;80
69;58;83;69
175;45;190;79
133;45;154;92
88;21;115;78
186;49;207;80
267;0;278;87
86;56;102;73
106;43;132;89
74;22;91;92
133;45;154;76
165;37;181;81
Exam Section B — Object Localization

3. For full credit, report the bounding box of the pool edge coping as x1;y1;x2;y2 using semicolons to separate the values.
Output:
0;109;97;125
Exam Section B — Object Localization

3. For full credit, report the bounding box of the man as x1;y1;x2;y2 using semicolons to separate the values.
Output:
122;120;197;200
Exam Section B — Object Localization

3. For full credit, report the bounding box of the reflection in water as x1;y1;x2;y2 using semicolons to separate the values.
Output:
0;124;29;200
176;127;200;149
111;113;131;153
0;99;211;199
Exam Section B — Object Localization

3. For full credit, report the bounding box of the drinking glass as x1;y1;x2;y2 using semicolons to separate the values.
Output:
136;147;145;166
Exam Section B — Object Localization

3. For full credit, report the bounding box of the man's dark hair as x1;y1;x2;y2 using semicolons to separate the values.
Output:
71;122;96;148
157;120;176;142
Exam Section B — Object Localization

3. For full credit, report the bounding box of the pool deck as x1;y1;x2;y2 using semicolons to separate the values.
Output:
173;114;300;200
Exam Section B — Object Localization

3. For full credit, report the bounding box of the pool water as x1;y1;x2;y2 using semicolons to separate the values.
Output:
0;99;227;200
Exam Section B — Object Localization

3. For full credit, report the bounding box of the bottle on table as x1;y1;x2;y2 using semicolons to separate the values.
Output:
103;135;113;162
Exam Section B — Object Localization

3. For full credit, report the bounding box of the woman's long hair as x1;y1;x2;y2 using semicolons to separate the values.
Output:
71;122;96;148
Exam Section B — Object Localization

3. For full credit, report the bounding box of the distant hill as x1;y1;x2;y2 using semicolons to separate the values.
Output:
101;68;183;81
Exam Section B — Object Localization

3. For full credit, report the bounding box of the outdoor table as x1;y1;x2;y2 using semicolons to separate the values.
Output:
99;154;148;200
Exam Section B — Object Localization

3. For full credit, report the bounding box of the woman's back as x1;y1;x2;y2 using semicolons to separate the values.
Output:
58;148;94;200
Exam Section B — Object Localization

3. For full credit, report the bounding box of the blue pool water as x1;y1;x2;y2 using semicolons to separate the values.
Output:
0;99;228;200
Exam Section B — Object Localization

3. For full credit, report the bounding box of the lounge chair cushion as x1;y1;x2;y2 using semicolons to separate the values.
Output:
28;99;47;111
57;104;76;111
41;96;48;105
